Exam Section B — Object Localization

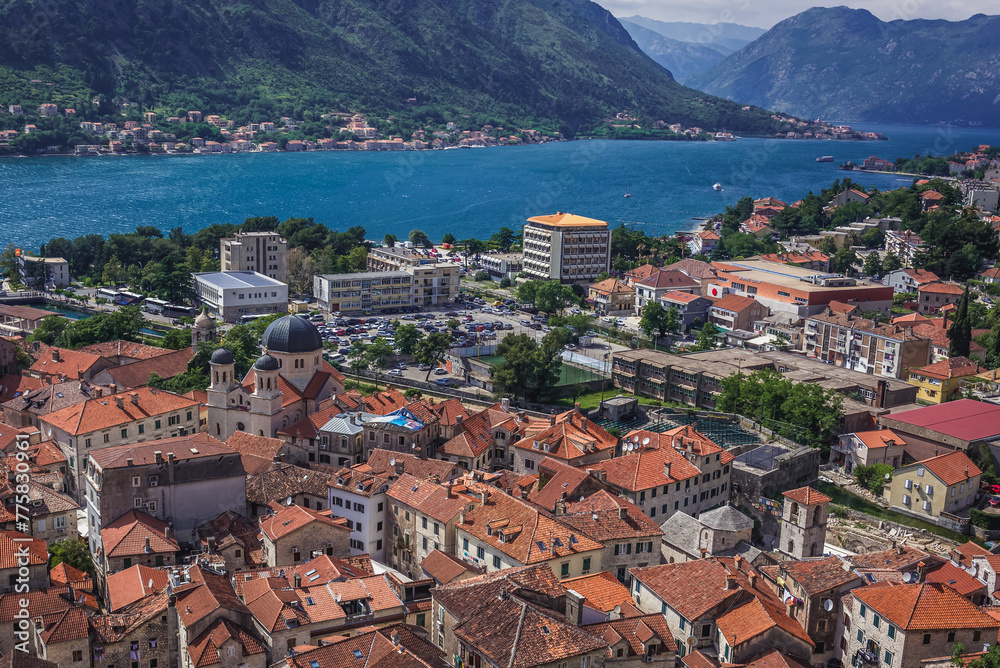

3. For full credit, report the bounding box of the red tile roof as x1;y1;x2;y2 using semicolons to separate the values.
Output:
78;339;175;360
852;429;906;450
40;386;198;435
259;503;350;541
584;614;677;657
661;290;703;304
174;566;251;627
912;450;981;486
740;649;813;668
105;564;171;611
528;457;595;511
711;294;758;313
634;270;700;290
387;473;476;524
287;624;446;668
716;595;813;648
48;562;91;590
923;560;985;598
778;556;860;595
847;546;930;571
430;398;473;427
918;282;964;296
29;347;103;379
513;411;617;463
187;618;267;668
911;356;982;380
853;582;1000;630
561;491;663;542
421;549;483;585
89;432;233;468
782;487;831;506
562;571;633;613
589;279;634;295
97;348;194;389
0;530;47;569
100;510;179;558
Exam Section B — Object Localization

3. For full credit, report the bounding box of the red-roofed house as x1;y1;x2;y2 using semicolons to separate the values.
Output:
589;278;636;315
659;291;712;331
917;282;964;315
0;530;49;588
512;410;616;475
886;450;981;519
258;504;350;567
633;271;700;314
708;294;766;332
105;564;171;611
833;429;907;473
97;510;178;597
907;356;982;404
846;583;999;668
886;268;941;294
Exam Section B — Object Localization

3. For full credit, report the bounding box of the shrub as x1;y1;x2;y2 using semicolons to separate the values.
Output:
971;508;1000;531
854;463;894;495
473;270;490;282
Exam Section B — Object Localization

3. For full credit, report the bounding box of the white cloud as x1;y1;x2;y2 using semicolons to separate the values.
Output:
599;0;1000;29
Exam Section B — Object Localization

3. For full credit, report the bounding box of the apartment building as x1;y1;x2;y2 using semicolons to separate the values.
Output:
803;311;931;379
708;294;766;332
18;255;70;288
917;282;964;315
522;212;611;284
220;231;289;282
327;465;392;560
83;433;247;553
885;450;981;519
588;278;635;315
313;271;413;313
38;386;200;500
885;231;925;267
366;247;459;305
710;259;892;317
193;271;289;323
479;252;524;280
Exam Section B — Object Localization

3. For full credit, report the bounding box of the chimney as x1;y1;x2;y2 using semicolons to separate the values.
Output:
549;411;556;426
456;414;463;424
144;536;151;553
165;526;171;540
481;489;490;506
501;397;510;412
916;561;927;583
293;573;302;588
748;572;757;588
109;384;117;394
51;349;59;362
130;393;139;406
394;461;404;476
446;481;453;498
555;500;566;516
565;589;585;626
725;573;737;590
154;451;163;463
700;548;708;559
574;402;581;410
391;631;401;646
517;410;525;423
114;396;124;409
734;555;743;572
350;414;356;425
618;507;627;519
167;452;175;463
96;388;103;398
786;600;794;616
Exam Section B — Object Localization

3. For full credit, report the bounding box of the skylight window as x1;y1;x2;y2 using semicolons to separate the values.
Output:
536;541;547;551
310;661;320;668
353;650;364;659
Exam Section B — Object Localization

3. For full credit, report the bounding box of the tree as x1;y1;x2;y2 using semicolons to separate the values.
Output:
948;285;972;357
499;277;512;288
414;333;453;380
220;324;260;378
473;270;490;281
27;315;68;345
491;331;563;402
854;463;894;495
862;252;883;277
102;255;125;286
534;281;575;315
831;246;859;275
638;301;666;345
49;539;96;579
692;322;721;351
409;230;432;248
882;252;902;272
384;233;398;248
348;340;368;384
664;306;681;337
860;226;886;249
446;318;460;330
819;236;837;255
988;324;1000;370
442;233;456;245
287;247;314;295
394;324;424;355
160;328;192;350
0;244;19;281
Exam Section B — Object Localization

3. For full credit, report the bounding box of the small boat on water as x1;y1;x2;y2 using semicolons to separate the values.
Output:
625;175;631;198
713;183;723;191
817;155;834;162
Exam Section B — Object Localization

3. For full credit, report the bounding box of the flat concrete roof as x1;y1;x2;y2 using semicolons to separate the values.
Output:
193;271;286;289
717;259;882;294
317;271;410;281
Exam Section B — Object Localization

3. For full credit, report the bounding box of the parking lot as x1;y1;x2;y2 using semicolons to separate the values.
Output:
316;296;633;390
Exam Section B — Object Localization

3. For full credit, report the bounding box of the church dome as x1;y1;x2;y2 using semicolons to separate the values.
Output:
195;307;214;329
254;353;280;371
210;348;234;365
260;315;322;354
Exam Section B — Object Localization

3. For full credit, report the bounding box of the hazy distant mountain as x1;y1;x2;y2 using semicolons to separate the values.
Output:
688;6;1000;125
618;20;732;85
620;16;767;53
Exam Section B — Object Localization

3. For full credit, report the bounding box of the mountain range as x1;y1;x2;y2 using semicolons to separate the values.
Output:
0;0;782;134
687;7;1000;125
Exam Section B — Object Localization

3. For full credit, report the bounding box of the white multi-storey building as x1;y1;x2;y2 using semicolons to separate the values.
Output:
522;212;611;284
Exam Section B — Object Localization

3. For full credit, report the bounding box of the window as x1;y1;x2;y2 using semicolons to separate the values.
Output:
72;651;83;662
948;632;956;643
701;624;711;638
149;475;157;487
463;538;469;551
857;630;863;643
476;546;485;559
974;631;982;642
904;479;912;489
132;476;141;487
422;517;428;530
561;562;569;577
104;433;110;443
888;625;896;639
582;557;591;572
680;618;686;631
923;634;931;645
873;614;880;629
493;555;501;569
121;428;128;439
155;419;161;429
422;537;428;550
883;651;892;667
582;657;591;668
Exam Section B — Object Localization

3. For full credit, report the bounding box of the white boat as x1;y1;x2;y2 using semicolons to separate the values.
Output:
713;183;723;191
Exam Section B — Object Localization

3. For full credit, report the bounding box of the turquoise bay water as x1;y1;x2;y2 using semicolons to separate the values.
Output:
3;122;1000;249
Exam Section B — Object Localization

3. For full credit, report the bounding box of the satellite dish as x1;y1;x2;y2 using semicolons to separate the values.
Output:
902;572;914;583
613;605;621;615
687;637;698;648
642;438;650;446
633;436;639;443
390;458;396;466
147;578;154;588
823;599;834;612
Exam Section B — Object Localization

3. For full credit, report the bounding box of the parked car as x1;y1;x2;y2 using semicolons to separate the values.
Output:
433;368;448;375
418;364;432;371
388;369;403;376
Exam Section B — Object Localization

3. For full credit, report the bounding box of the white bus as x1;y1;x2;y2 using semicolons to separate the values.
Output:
143;298;168;314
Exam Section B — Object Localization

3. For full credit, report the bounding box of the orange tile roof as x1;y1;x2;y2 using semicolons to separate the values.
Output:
528;457;594;511
634;270;700;290
740;649;812;668
625;265;661;282
923;560;985;598
853;582;1000;630
848;546;930;571
29;347;103;379
421;549;483;585
287;624;445;668
513;410;617;463
100;510;179;558
39;605;88;644
782;487;831;506
0;374;45;405
711;294;758;313
779;556;860;595
48;562;91;589
589;279;634;295
586;440;698;492
98;348;194;389
259;503;350;541
387;473;476;524
683;650;720;668
912;356;982;380
527;212;608;228
0;530;47;569
951;540;990;568
716;596;813;648
912;450;981;486
430;398;473;427
852;429;906;450
458;489;604;565
562;571;633;612
661;290;703;304
174;566;251;627
40;386;198;435
187;618;266;668
89;432;233;468
660;424;734;462
561;491;663;541
918;282;964;296
584;614;677;657
105;564;171;611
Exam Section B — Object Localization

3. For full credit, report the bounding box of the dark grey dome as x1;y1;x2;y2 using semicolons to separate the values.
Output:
210;348;235;365
254;353;280;371
261;315;322;354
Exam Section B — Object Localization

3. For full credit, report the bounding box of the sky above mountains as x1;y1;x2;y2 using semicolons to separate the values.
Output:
598;0;1000;29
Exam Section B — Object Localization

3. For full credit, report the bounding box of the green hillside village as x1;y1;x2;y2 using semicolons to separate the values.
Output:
1;141;1000;668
